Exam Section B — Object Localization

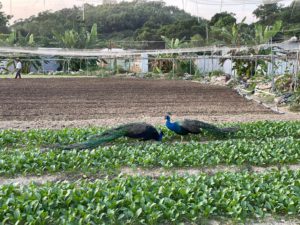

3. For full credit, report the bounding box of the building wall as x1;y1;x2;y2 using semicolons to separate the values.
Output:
194;55;299;77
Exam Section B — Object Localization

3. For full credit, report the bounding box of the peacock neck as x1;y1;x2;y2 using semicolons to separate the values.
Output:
166;119;178;132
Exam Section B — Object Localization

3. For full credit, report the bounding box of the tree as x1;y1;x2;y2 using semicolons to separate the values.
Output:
0;3;11;34
52;24;99;71
190;34;205;47
255;20;282;44
11;1;203;48
209;12;236;27
210;17;249;46
253;3;282;26
158;19;206;41
53;23;98;48
280;1;300;37
150;36;196;76
161;35;187;49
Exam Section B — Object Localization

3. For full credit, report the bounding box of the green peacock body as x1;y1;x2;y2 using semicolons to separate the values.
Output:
53;123;163;150
165;115;239;137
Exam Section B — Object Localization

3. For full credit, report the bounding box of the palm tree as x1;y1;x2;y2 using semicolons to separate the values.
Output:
2;32;44;74
53;23;98;49
53;23;99;72
151;36;195;76
255;20;282;44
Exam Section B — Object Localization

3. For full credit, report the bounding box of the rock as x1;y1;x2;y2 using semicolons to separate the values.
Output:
204;77;210;82
274;93;293;105
210;75;227;86
240;81;249;89
183;73;193;80
225;78;236;87
224;73;231;82
54;71;64;75
256;82;272;90
274;75;285;83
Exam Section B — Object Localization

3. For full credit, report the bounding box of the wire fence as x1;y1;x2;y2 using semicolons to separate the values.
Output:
0;46;299;90
1;52;299;81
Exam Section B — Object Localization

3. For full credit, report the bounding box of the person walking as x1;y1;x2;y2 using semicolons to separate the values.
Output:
15;58;22;79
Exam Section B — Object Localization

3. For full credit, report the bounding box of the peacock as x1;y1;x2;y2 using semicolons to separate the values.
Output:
49;123;163;150
165;114;239;138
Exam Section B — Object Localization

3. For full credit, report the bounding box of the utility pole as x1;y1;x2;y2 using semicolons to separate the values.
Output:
206;23;209;45
83;2;85;21
270;34;275;92
76;0;87;21
10;0;12;15
220;0;223;12
196;0;199;22
182;0;185;10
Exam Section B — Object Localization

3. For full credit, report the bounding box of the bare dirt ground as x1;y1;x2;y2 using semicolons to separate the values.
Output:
0;77;299;130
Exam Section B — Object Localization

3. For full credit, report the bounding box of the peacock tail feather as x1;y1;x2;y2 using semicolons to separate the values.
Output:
205;125;240;137
42;122;162;152
54;129;127;150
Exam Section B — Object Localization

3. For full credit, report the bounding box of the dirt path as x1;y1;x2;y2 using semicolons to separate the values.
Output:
209;218;300;225
1;164;300;186
0;175;60;186
121;164;300;177
1;113;300;130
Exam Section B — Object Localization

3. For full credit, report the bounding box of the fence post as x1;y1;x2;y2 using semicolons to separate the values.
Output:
42;59;45;75
67;58;70;74
211;51;213;73
254;56;257;77
79;58;82;72
172;58;175;79
295;51;299;91
231;56;234;80
203;53;206;77
270;38;276;92
86;58;88;76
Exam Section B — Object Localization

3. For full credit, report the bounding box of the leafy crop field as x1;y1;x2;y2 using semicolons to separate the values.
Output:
0;121;300;223
1;171;300;224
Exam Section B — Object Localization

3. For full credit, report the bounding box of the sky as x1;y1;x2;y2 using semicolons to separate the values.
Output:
0;0;295;24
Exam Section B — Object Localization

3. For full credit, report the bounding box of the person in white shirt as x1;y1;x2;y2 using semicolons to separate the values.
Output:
15;58;22;79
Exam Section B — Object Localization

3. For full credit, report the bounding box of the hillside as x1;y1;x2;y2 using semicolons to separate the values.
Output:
11;1;207;48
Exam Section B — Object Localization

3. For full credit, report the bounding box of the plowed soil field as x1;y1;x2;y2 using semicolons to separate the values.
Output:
0;77;272;120
1;77;299;129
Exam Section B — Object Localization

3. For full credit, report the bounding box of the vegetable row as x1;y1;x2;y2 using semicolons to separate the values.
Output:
1;121;300;148
1;137;299;176
1;170;300;224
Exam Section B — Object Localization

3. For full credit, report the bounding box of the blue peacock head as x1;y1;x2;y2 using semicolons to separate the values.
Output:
165;113;171;121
